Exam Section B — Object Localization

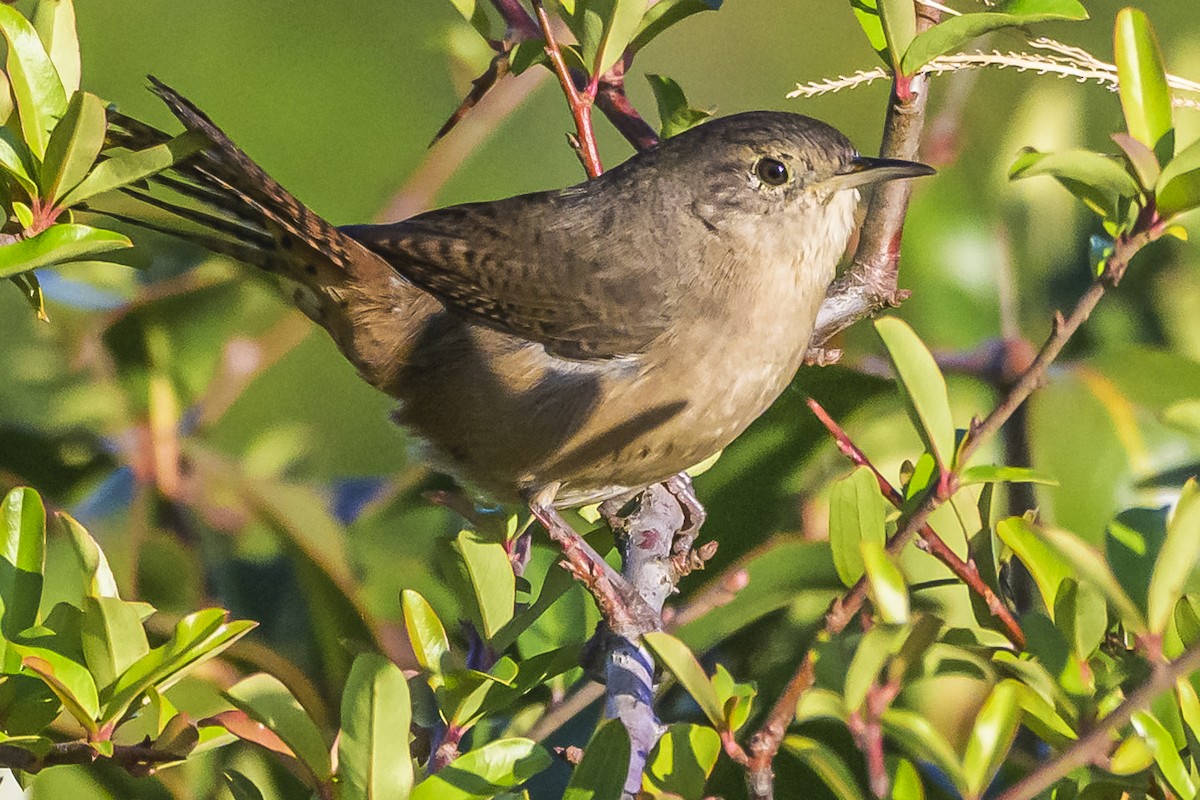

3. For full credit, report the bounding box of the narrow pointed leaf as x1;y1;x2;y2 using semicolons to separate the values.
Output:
224;770;266;800
961;680;1023;799
59;512;119;599
782;735;867;800
877;0;916;75
1009;149;1141;220
1156;135;1200;218
401;589;451;677
594;0;646;77
0;223;131;280
1147;478;1200;633
564;720;629;800
1114;7;1172;152
40;90;106;203
1132;710;1195;798
338;653;413;800
58;129;208;207
446;0;495;39
875;317;955;470
9;272;47;321
995;516;1072;614
226;673;332;784
861;540;908;624
0;4;66;158
33;0;80;94
850;0;891;67
1;487;45;640
960;465;1059;487
1042;526;1146;634
830;466;888;587
453;530;514;639
643;631;724;727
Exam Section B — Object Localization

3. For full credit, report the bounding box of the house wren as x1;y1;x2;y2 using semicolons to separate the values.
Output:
123;80;931;564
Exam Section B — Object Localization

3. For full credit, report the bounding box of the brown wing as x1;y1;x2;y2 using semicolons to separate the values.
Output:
341;187;672;361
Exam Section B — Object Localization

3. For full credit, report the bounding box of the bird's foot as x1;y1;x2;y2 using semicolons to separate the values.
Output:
664;472;708;558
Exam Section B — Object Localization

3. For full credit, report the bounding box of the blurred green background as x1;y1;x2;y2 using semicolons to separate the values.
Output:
4;1;1200;797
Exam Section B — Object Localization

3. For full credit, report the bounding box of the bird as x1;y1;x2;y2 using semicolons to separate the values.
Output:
109;78;932;603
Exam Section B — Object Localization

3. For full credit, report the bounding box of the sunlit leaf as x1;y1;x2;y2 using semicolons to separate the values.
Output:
565;720;629;800
0;487;45;641
629;0;721;54
80;596;150;691
875;317;956;471
409;738;550;800
446;0;495;39
58;511;119;599
959;465;1058;487
1132;710;1196;798
225;673;332;784
1147;479;1200;633
961;680;1022;798
593;0;647;77
453;530;515;640
829;466;887;587
0;223;131;280
995;516;1072;614
1053;579;1106;660
0;127;38;195
1042;526;1146;634
401;589;452;680
1009;148;1141;221
643;631;724;728
783;736;865;800
642;723;719;799
877;0;915;76
861;541;908;624
844;624;907;711
645;74;711;139
0;4;66;158
338;653;413;800
1114;7;1173;154
223;771;267;800
32;0;80;95
40;89;105;204
58;128;208;207
1112;132;1161;191
1156;135;1200;219
881;708;965;791
15;650;98;734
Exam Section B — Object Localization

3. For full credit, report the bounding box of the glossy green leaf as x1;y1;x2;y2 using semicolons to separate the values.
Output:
1132;710;1195;798
829;466;887;587
0;127;38;195
1156;134;1200;219
892;759;924;800
875;317;955;471
642;723;719;799
959;465;1059;487
1042;527;1146;634
643;631;723;727
995;516;1072;614
710;663;755;732
961;680;1022;798
409;738;550;800
9;271;46;321
901;0;1088;74
226;673;332;784
1108;734;1154;775
14;649;98;733
338;653;413;800
1008;679;1076;745
795;687;849;725
1009;149;1141;220
1147;479;1200;633
58;512;119;599
401;589;451;678
0;223;131;280
224;770;267;800
446;0;494;39
1112;132;1161;191
564;720;629;800
40;89;105;204
645;74;711;139
861;541;908;624
80;596;150;691
844;624;907;710
850;0;890;66
1053;579;1106;660
33;0;80;95
629;0;721;54
877;0;916;75
1176;676;1200;749
882;708;964;791
102;608;255;724
0;487;45;640
593;0;646;77
782;735;866;800
453;530;514;639
0;4;66;158
58;128;208;207
1114;7;1172;152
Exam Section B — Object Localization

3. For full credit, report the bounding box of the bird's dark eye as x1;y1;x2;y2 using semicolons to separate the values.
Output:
755;157;790;186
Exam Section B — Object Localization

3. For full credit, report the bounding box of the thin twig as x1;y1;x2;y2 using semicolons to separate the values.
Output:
530;0;603;177
994;643;1200;800
0;741;183;776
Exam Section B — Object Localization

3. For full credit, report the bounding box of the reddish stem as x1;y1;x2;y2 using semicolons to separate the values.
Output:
530;0;603;178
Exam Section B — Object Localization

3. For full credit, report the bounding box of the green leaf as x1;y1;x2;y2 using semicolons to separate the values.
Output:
1041;526;1147;634
14;649;98;733
0;223;131;280
881;708;964;792
564;720;629;800
58;512;119;599
850;0;891;67
844;624;907;710
629;0;721;55
642;723;719;799
0;487;45;640
80;596;150;692
401;589;452;679
507;39;549;75
0;127;38;195
782;735;866;800
102;608;255;725
223;770;267;800
959;465;1059;487
901;0;1088;74
1114;7;1172;153
875;317;956;471
710;663;755;732
225;673;332;784
1053;579;1106;660
829;466;887;587
861;541;908;624
409;738;550;800
1156;134;1200;219
961;680;1023;798
32;0;80;95
995;516;1073;614
40;90;105;204
1112;132;1161;191
445;0;494;39
891;759;924;800
645;74;711;139
453;530;515;640
1109;734;1155;775
58;128;208;207
8;271;46;321
643;631;724;727
338;653;413;800
0;4;66;158
1009;148;1142;221
593;0;646;77
877;0;916;76
1132;710;1196;798
1147;479;1200;633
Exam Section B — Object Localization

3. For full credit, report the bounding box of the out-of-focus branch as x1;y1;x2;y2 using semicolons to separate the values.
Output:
0;741;183;776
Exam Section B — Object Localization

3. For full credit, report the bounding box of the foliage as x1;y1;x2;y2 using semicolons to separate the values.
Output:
2;1;1200;800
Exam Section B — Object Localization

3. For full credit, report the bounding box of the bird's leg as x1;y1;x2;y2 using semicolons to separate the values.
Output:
663;472;716;576
526;485;661;636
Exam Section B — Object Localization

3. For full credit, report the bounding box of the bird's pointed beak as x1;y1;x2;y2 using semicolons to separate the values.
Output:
823;155;936;192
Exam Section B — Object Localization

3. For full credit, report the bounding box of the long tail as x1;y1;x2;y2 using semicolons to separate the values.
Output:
105;78;425;390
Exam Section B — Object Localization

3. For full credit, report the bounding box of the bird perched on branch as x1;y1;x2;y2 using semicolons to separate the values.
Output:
110;78;931;600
